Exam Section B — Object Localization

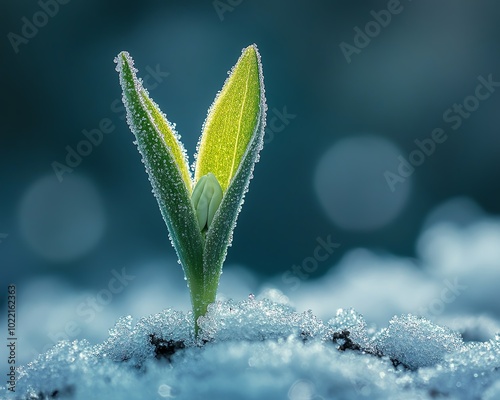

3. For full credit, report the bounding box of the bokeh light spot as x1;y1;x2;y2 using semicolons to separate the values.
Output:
19;174;106;262
314;135;410;231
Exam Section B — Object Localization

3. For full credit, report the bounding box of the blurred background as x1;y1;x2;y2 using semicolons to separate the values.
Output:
1;0;500;376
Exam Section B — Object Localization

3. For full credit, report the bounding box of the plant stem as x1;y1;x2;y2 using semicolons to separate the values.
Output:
189;275;218;337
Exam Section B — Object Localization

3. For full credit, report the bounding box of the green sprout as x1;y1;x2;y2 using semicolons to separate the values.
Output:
114;45;266;335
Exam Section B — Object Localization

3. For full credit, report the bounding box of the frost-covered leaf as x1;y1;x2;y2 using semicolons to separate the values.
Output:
139;89;192;191
200;45;266;300
115;52;205;314
115;46;266;333
195;45;262;192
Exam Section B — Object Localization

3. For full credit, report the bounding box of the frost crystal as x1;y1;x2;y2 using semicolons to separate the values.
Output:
375;314;464;369
3;299;500;400
327;308;373;351
198;298;326;342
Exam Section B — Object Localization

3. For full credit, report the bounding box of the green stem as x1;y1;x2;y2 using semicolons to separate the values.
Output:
189;274;218;337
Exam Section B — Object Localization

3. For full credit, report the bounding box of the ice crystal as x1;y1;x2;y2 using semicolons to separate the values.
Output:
3;299;500;400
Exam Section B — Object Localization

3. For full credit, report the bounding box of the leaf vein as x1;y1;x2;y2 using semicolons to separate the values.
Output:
228;61;252;188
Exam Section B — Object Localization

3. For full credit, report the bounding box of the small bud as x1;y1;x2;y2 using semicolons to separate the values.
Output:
191;172;223;232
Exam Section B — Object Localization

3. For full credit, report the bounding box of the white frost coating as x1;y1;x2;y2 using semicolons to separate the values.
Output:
198;297;326;342
115;52;191;192
116;48;265;311
209;52;265;229
3;213;500;399
201;44;267;286
115;51;203;288
194;45;267;175
3;296;500;400
327;308;374;351
375;314;463;369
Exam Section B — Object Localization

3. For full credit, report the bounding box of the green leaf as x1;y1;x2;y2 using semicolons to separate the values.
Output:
139;89;192;192
194;45;262;192
200;45;267;299
115;52;206;320
115;46;267;336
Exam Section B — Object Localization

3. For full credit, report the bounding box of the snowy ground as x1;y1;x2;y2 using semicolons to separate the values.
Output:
2;301;499;399
2;198;500;399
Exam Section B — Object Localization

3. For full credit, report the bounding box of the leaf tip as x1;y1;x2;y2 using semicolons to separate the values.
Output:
114;51;136;76
241;44;259;65
243;43;258;54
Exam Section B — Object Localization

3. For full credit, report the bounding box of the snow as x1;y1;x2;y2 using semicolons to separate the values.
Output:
374;314;463;369
289;217;500;327
2;296;499;399
2;200;500;399
198;297;326;342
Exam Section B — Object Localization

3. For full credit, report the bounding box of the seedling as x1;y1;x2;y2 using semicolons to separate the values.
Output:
115;45;266;334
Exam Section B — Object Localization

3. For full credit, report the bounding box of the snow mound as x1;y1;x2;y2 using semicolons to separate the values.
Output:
2;297;500;400
198;296;327;342
375;314;463;369
327;308;374;351
100;309;194;364
417;334;500;399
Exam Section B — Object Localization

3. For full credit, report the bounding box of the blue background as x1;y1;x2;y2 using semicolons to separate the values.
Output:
1;0;500;293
